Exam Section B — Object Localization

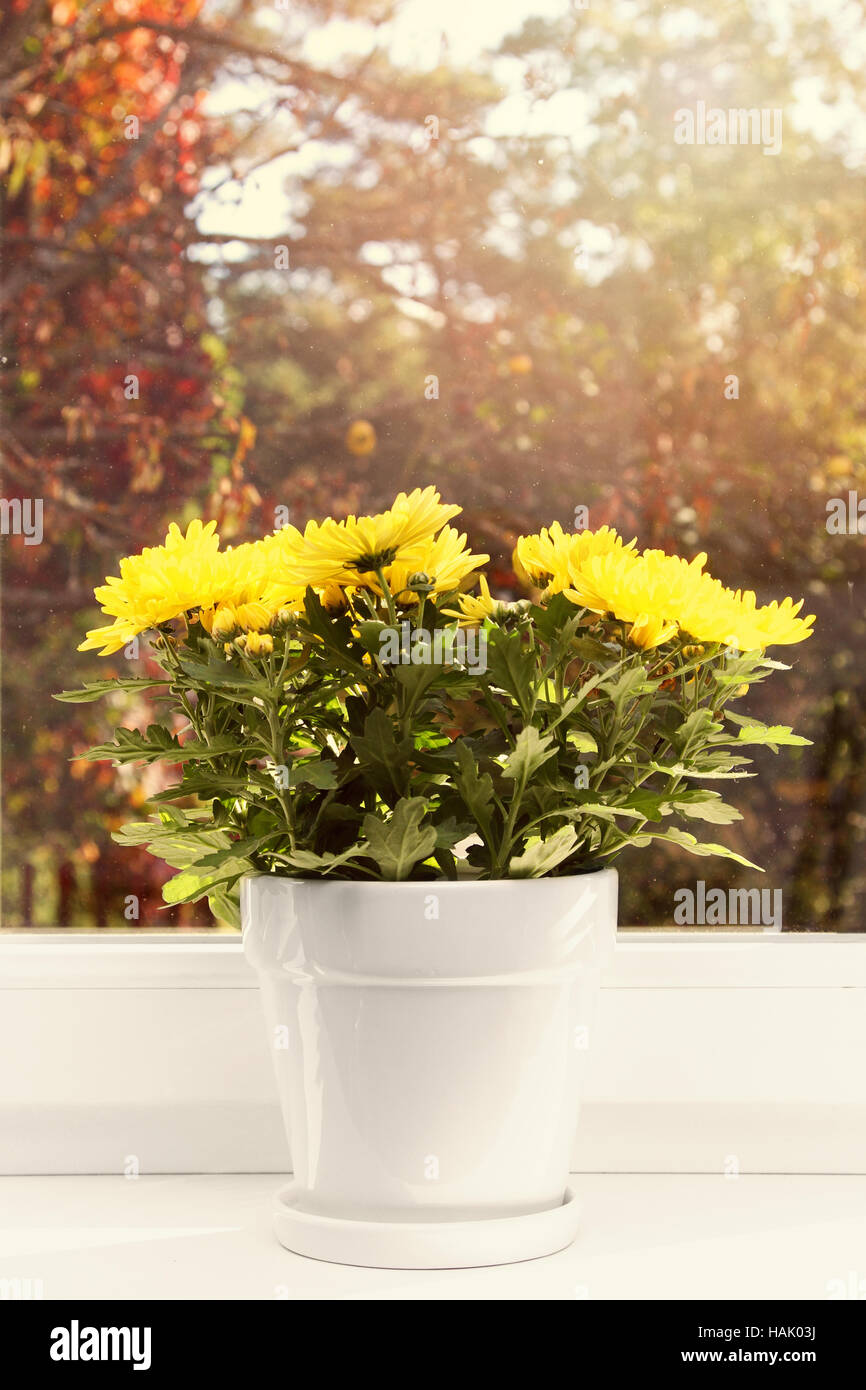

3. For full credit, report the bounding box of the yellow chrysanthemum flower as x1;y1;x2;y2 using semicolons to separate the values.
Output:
201;532;314;638
627;613;679;650
211;540;270;605
567;548;708;625
279;487;463;587
200;600;279;640
565;545;815;651
671;575;747;647
515;522;635;594
442;575;513;626
386;527;489;603
79;519;223;654
676;581;815;649
76;621;138;657
314;582;353;613
251;534;314;614
745;597;815;647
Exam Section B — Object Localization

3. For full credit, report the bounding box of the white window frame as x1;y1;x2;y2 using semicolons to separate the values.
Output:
2;931;865;1176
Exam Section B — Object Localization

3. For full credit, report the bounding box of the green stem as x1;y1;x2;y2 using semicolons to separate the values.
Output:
494;763;530;875
262;667;296;852
375;566;398;628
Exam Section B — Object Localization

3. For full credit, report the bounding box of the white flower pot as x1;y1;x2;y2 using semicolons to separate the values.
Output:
241;869;618;1268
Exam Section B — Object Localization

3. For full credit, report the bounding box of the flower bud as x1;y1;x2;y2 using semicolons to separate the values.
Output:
407;571;435;594
245;631;274;657
210;607;239;642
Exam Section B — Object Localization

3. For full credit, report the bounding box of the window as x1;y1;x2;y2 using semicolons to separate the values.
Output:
2;1;863;930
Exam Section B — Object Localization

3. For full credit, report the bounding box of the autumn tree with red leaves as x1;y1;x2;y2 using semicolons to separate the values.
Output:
0;0;260;924
1;0;260;562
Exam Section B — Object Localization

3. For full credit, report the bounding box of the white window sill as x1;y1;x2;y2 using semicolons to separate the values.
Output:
0;1172;863;1300
2;932;866;1176
3;928;866;987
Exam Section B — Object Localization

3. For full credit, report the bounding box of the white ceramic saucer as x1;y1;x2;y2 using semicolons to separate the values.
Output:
272;1184;581;1269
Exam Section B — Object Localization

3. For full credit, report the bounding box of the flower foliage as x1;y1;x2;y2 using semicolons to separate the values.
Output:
57;489;814;924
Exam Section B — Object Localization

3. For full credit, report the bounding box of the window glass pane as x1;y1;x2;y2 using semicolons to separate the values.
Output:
2;0;862;929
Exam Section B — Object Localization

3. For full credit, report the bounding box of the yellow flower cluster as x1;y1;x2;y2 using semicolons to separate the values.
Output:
79;488;487;655
78;522;301;655
78;498;814;659
515;524;815;651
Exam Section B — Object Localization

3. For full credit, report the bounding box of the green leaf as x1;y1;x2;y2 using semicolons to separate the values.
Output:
356;619;388;653
619;789;670;822
509;825;578;877
190;832;283;869
543;695;595;736
276;845;369;875
392;660;443;702
670;707;723;753
432;848;459;880
361;797;438;880
178;657;269;693
454;742;495;841
82;726;243;765
567;729;598;754
568;635;617;663
162;859;250;905
112;823;234;869
528;592;579;641
156;804;193;828
148;770;254;802
502;726;558;783
298;589;368;675
432;815;473;850
650;826;763;871
650;759;755;780
111;821;168;847
724;715;811;748
287;759;339;790
53;677;169;703
486;628;534;715
597;666;657;713
667;791;743;824
207;885;241;929
573;802;649;822
349;707;413;795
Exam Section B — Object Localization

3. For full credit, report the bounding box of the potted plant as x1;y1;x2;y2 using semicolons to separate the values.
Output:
59;487;814;1267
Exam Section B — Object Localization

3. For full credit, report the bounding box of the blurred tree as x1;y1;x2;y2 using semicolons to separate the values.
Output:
214;0;866;926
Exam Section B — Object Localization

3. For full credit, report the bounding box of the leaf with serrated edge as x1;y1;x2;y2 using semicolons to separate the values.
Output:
509;825;578;878
361;798;437;880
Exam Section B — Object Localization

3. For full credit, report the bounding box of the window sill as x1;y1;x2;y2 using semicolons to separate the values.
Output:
2;932;866;1176
1;1172;863;1300
3;929;866;988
